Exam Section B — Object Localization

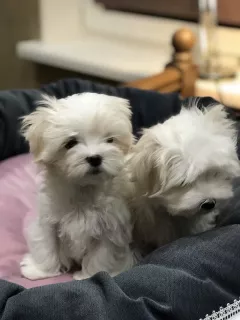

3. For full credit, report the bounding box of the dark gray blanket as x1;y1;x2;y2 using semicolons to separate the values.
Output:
1;221;240;319
1;79;240;319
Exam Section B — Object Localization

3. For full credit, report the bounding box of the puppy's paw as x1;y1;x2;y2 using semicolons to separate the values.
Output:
20;254;61;280
73;271;90;281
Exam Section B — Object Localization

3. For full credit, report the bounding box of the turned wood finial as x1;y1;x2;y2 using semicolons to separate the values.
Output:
169;28;198;97
172;28;196;53
170;28;196;71
125;28;198;97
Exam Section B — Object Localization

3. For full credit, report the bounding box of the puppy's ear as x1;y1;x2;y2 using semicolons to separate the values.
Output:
112;97;132;120
129;129;161;197
111;97;133;154
21;95;57;162
204;104;240;177
204;104;237;140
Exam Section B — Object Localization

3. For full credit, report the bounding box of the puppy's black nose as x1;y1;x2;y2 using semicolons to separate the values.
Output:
86;155;102;167
201;199;216;211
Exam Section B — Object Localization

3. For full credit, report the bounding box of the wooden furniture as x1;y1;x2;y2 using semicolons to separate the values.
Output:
196;74;240;111
125;28;198;97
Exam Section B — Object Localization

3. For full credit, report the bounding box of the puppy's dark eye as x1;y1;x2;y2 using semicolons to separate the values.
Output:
106;137;114;143
65;137;78;150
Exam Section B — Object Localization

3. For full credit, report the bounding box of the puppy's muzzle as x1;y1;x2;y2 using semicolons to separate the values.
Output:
86;155;102;167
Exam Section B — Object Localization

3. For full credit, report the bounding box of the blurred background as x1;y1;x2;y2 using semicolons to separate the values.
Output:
0;0;240;91
98;0;239;25
0;1;39;89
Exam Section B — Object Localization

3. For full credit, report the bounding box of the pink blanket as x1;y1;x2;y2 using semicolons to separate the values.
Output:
0;154;72;288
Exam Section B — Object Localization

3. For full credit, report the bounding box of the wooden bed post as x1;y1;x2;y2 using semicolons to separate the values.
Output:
124;28;198;97
169;28;198;97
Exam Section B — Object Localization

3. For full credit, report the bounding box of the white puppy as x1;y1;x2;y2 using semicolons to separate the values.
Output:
129;104;240;255
20;93;135;280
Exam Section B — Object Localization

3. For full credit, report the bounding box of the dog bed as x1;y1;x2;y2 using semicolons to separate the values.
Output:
0;79;240;319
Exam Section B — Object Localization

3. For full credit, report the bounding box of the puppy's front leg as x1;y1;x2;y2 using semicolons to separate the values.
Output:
73;240;134;281
20;219;62;280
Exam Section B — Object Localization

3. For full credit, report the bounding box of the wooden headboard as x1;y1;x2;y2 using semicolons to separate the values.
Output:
125;28;198;97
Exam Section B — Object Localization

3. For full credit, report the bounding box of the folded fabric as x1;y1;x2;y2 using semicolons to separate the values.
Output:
0;154;72;288
1;222;240;320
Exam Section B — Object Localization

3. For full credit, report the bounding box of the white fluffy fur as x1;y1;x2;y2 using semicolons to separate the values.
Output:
20;93;135;280
129;104;240;255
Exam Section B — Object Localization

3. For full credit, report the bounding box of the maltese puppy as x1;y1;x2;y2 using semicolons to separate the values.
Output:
20;93;135;280
128;104;240;255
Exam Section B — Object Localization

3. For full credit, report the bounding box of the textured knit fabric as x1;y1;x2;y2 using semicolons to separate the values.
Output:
0;222;240;320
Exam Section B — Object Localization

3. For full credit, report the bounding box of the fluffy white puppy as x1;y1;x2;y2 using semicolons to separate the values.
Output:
129;104;240;255
20;93;135;280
